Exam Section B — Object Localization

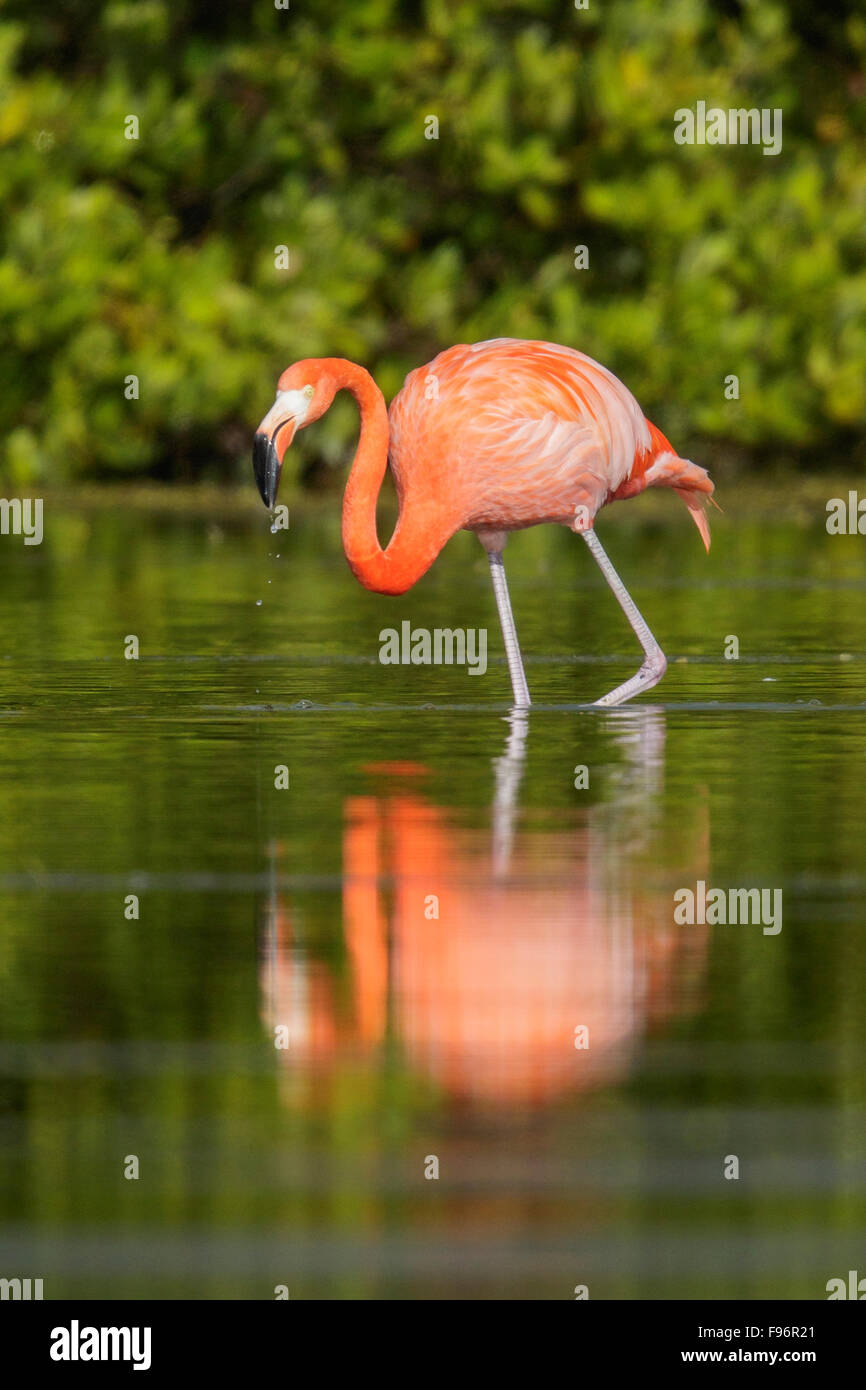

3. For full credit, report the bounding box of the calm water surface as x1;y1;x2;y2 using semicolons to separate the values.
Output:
1;500;864;1298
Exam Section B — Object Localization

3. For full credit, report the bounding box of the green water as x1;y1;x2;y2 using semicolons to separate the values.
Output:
1;497;864;1299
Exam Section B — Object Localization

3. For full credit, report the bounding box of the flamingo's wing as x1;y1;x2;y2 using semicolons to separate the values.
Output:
452;339;649;488
459;411;613;527
389;339;654;529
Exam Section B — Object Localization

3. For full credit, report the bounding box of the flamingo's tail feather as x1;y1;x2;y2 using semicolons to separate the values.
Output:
674;486;711;552
645;453;715;553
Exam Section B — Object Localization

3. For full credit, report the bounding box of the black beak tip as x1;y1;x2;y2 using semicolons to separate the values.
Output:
252;433;281;508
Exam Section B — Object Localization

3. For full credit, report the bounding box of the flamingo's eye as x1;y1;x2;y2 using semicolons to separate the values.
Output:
303;385;314;399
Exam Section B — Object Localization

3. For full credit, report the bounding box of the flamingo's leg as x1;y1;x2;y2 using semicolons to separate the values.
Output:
488;551;531;708
580;527;667;707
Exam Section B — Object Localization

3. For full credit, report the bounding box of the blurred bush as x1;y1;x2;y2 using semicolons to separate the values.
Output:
0;0;864;486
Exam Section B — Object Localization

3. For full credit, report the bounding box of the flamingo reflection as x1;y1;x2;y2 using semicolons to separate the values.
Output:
261;710;709;1106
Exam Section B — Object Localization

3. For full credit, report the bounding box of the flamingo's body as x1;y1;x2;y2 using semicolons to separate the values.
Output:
253;338;714;705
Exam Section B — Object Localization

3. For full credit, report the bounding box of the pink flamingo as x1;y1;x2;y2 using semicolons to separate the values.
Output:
253;338;714;706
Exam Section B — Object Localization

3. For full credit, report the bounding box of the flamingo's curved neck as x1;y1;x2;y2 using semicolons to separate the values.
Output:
337;360;451;595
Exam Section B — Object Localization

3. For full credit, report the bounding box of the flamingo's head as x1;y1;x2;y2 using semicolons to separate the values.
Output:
253;361;337;507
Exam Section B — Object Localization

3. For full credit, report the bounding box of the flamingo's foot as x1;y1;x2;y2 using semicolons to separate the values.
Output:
593;648;667;708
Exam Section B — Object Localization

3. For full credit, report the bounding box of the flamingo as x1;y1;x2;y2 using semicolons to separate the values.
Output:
252;338;714;706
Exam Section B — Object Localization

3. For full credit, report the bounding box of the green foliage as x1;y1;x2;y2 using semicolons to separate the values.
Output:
0;0;864;485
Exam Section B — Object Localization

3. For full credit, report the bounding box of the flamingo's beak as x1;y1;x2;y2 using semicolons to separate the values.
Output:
252;414;296;508
252;432;281;508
